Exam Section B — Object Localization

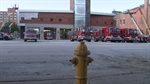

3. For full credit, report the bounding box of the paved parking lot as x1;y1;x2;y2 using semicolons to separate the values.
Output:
0;40;150;84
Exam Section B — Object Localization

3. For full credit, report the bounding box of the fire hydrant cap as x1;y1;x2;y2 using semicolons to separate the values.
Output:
74;41;90;56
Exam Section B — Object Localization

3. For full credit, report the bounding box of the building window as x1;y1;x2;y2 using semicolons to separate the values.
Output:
31;17;35;20
21;17;24;20
111;22;113;25
120;19;122;25
68;19;71;22
14;18;17;20
40;18;43;21
105;22;107;24
96;21;98;24
123;19;125;24
50;18;53;21
59;18;62;21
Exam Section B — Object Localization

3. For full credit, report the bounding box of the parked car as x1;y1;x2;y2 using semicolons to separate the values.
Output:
24;29;38;42
0;32;13;40
0;32;4;40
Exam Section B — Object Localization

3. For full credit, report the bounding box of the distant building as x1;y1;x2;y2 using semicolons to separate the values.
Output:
116;0;150;35
0;5;18;26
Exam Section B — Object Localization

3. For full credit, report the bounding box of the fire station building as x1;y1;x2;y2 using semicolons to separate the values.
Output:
17;10;115;40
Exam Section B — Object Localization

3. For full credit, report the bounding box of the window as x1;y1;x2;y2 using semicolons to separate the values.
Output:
40;18;43;21
31;17;35;20
14;18;17;20
123;19;125;24
50;18;53;21
120;19;122;25
68;19;71;22
59;18;62;21
111;22;113;25
96;21;98;24
105;22;107;24
21;17;24;20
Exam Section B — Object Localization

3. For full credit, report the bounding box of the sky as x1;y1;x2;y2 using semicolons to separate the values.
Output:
0;0;145;13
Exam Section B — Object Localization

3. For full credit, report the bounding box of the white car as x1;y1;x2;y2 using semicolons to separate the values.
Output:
24;30;38;42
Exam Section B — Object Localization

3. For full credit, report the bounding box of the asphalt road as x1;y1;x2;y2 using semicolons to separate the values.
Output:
0;40;150;84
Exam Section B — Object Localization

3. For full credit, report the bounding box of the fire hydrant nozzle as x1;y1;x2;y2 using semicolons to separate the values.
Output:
70;41;93;84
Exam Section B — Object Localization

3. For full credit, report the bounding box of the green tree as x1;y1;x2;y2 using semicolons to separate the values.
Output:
3;21;20;33
10;23;20;33
3;21;12;27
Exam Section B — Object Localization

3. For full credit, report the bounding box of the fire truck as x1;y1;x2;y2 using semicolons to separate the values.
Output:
44;30;53;40
69;26;93;42
100;27;122;42
120;28;139;42
92;29;101;42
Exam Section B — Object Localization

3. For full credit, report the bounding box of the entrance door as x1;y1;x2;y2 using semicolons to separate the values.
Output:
60;28;71;40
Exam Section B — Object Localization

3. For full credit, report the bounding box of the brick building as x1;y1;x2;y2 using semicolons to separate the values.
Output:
17;10;115;40
0;5;18;26
116;0;150;35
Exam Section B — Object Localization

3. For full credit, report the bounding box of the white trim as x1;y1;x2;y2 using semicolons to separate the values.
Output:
18;9;115;16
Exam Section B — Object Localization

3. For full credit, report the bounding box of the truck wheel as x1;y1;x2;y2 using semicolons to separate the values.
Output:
4;36;9;40
103;38;107;42
24;39;27;42
94;38;98;42
88;40;91;42
70;38;74;42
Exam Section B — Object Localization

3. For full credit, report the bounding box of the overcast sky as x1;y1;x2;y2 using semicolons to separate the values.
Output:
0;0;145;13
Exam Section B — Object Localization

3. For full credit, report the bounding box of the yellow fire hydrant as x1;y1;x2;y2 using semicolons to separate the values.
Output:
70;41;93;84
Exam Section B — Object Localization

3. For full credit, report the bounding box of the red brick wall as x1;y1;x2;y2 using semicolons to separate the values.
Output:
91;15;115;27
20;12;115;27
20;13;74;25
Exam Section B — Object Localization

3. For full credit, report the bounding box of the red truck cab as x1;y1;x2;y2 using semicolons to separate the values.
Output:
120;28;139;42
70;26;93;42
101;27;122;42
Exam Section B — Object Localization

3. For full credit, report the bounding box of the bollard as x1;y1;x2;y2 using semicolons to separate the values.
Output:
70;41;93;84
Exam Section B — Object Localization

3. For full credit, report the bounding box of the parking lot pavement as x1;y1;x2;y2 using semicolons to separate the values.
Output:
0;40;150;84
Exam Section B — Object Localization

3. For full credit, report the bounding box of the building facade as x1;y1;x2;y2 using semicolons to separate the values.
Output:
17;10;115;40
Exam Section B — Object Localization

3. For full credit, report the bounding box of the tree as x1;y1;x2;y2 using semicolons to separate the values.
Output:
3;21;20;33
10;23;20;33
3;21;12;27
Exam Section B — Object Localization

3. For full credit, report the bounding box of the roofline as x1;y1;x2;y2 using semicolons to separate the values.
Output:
18;9;73;13
18;9;115;16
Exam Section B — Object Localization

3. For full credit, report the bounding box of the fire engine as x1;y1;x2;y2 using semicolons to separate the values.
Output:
100;27;122;42
44;30;53;40
120;28;139;42
92;29;100;42
69;26;93;42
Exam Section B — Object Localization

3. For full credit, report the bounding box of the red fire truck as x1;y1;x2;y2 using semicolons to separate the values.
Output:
69;26;93;42
120;28;139;42
100;27;122;42
44;30;53;40
92;29;101;42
